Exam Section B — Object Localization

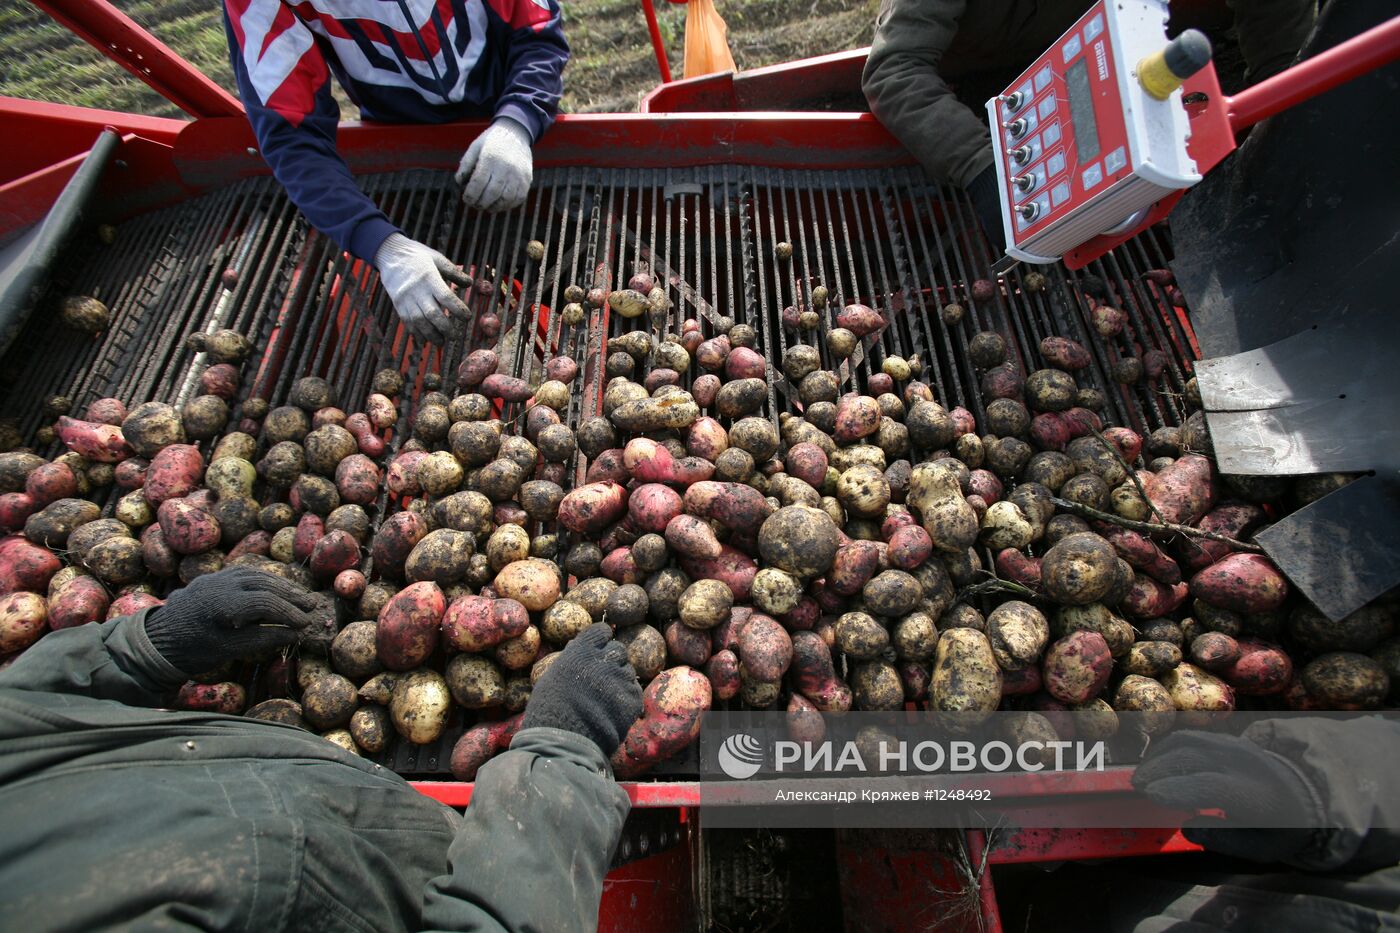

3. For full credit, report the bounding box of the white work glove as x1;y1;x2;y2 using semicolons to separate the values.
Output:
455;117;534;212
374;233;470;344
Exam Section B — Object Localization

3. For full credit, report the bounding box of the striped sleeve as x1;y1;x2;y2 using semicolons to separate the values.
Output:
485;0;569;142
223;0;400;261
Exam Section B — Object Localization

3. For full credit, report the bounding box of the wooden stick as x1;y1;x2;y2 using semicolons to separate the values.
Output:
1050;496;1264;553
1087;424;1207;557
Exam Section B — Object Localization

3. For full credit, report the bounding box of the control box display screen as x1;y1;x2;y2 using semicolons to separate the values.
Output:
1065;58;1101;164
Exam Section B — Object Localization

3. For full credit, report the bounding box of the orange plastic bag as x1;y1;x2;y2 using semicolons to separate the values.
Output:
683;0;737;79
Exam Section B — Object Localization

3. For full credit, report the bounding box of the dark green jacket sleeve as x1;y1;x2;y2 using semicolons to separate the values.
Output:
862;0;993;189
420;727;630;932
0;611;183;707
1246;716;1400;873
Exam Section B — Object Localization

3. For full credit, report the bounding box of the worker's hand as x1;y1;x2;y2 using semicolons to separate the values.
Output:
455;117;534;212
1133;730;1317;863
965;163;1007;252
143;568;323;678
521;623;643;757
374;233;471;344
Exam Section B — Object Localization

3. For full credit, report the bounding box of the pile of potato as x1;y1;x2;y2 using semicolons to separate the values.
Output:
1;275;1397;782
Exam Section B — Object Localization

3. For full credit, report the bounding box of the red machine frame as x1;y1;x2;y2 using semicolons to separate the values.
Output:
4;3;1399;930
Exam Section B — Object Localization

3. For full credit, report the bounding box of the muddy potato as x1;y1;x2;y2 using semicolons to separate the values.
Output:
446;654;506;709
985;600;1049;671
302;674;360;730
541;599;593;645
486;523;531;571
851;661;904;711
1112;675;1176;732
246;699;309;729
892;611;937;661
930;629;1002;716
330;620;383;680
755;505;840;579
346;705;391;754
836;464;890;519
1043;631;1113;704
862;569;922;617
1160;662;1234;712
1053;603;1134;657
604;583;650;628
1061;473;1110;511
257;442;305;488
979;501;1033;551
834;611;889;660
1302;652;1390;709
1287;601;1395;655
677;579;733;630
1041;533;1118;606
121;402;186;458
494;558;561;611
748;568;801;616
390;669;452;744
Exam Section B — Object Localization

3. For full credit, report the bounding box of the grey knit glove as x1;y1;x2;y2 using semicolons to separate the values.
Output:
375;233;471;344
521;623;644;757
455;117;534;212
144;568;322;677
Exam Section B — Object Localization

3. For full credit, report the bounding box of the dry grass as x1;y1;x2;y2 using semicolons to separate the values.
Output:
0;0;878;119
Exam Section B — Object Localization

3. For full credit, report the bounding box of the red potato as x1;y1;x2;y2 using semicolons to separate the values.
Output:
481;374;533;403
25;462;78;507
684;418;729;463
1042;631;1113;704
780;596;819;632
790;631;853;712
725;347;767;381
1096;524;1182;585
995;548;1042;590
738;615;793;682
665;514;722;560
1060;408;1103;439
696;336;731;371
199;364;240;400
376;581;445;670
449;713;524;781
691;374;721;408
967;470;1003;504
628;483;684;534
948;406;976;437
585;449;630;485
680;545;758;602
0;536;60;596
546;356;578;384
333;569;366;600
334;454;381;506
1176;503;1267;574
683;481;773;535
310;529;361;580
1145;454;1215;526
836;303;886;337
0;591;47;653
140;524;179;577
558;482;629;534
704;649;741;700
784;443;828;489
664;619;712;667
1190;553;1289;614
114;458;148;490
1220;638;1293;695
711;606;753;653
106;591;162;620
1030;413;1071;451
833;395;881;444
442;595;529;652
343;414;385;459
829;540;882;596
292;513;325;564
228;530;273;560
56;417;133;462
157;498;221;555
85;398;128;425
175;682;247;716
601;547;642;585
1101;427;1143;464
1000;664;1042;696
612;666;712;778
0;493;34;534
48;575;110;629
457;349;499;388
370;511;428;580
886;525;932;570
1121;573;1190;618
1040;337;1091;370
144;445;205;506
386;450;429;497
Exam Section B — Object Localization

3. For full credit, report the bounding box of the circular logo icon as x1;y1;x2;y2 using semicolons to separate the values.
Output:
717;732;764;779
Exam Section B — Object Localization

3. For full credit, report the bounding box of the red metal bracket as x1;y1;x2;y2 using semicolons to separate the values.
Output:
30;0;242;119
639;0;674;84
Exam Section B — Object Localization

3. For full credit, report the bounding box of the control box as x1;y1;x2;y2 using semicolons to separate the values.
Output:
986;0;1200;267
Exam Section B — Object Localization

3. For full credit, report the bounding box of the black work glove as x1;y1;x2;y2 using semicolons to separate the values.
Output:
1133;731;1318;863
965;163;1007;252
144;567;322;678
521;623;644;758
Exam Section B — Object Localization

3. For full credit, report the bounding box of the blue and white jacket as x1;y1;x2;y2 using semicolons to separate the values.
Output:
223;0;568;261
